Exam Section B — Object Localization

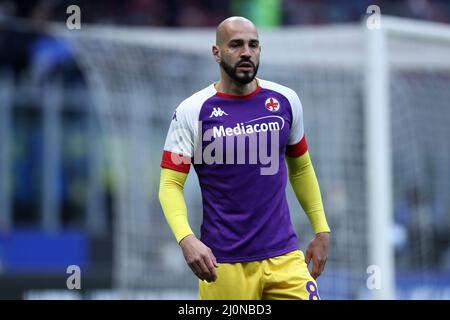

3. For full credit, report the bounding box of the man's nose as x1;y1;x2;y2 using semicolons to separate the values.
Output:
240;44;252;58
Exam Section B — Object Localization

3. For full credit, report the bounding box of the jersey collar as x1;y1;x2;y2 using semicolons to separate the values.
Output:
214;79;261;99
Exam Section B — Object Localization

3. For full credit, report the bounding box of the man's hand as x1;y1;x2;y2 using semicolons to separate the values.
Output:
305;232;330;279
179;234;218;282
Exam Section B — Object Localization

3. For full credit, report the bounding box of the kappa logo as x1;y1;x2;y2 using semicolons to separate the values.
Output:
209;107;229;118
265;97;280;112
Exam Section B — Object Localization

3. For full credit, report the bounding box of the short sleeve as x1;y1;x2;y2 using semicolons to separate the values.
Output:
286;92;308;157
161;102;198;173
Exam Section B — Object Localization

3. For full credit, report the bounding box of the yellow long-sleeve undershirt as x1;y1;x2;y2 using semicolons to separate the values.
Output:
159;151;330;243
286;151;330;234
158;168;193;243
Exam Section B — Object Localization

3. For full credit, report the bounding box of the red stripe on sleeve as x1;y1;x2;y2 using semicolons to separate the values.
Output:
286;136;308;158
160;150;191;173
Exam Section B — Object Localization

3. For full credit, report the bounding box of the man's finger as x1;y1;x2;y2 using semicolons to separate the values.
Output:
305;249;312;266
318;256;327;277
204;257;217;281
212;257;219;268
188;263;204;281
317;262;324;278
312;256;327;279
311;257;321;279
210;252;219;268
197;258;214;282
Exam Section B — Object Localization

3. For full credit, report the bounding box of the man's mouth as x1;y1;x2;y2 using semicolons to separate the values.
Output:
237;62;253;72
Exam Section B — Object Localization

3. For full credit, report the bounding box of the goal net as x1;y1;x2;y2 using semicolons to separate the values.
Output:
62;17;450;299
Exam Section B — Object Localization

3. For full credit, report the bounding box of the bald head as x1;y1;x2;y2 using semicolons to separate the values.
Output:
212;16;261;86
216;16;258;45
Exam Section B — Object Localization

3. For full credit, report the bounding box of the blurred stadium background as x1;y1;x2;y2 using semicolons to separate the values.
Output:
1;0;450;300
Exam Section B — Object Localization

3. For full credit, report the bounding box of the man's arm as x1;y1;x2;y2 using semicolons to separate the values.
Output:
286;151;330;279
158;168;218;282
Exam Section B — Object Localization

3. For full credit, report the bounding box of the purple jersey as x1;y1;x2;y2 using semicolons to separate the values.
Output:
161;79;308;262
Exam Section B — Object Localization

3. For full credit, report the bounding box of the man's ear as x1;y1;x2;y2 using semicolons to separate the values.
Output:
212;45;221;63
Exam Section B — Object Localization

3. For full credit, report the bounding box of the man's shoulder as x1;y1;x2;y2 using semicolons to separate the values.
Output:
258;79;300;102
176;84;217;114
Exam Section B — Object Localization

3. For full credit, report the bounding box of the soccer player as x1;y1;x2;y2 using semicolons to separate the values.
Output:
159;16;330;300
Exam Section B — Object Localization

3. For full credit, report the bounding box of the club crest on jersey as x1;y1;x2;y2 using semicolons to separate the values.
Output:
265;97;280;112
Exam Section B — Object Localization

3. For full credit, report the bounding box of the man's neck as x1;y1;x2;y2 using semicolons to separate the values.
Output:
215;78;258;97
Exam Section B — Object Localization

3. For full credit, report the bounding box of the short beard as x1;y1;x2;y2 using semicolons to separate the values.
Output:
220;59;259;85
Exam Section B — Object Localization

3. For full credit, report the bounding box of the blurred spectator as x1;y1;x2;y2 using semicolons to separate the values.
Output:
1;0;449;32
406;0;450;23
